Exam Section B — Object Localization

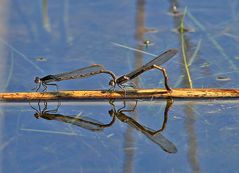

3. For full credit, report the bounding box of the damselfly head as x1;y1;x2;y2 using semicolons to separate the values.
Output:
108;109;114;116
109;79;116;87
34;77;41;84
34;113;40;119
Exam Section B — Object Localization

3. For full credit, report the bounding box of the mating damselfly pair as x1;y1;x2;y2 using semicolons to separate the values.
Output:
33;49;178;92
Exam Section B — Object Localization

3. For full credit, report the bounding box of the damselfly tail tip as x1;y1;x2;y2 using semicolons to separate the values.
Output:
169;48;178;54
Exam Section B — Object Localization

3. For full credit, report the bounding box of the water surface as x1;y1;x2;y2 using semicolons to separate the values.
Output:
0;0;239;173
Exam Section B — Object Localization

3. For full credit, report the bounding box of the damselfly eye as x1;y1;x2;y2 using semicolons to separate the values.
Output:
34;113;40;119
34;77;41;84
109;80;115;86
108;109;114;115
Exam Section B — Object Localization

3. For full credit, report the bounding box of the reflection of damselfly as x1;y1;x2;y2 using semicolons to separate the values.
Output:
32;100;115;131
31;99;177;153
33;49;177;92
33;64;116;92
108;99;177;153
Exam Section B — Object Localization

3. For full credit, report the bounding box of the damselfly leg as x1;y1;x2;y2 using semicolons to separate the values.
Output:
146;64;171;91
42;83;59;92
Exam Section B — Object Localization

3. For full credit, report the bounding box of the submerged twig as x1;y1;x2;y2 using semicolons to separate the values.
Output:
188;39;201;67
0;88;238;101
187;11;238;71
112;42;157;57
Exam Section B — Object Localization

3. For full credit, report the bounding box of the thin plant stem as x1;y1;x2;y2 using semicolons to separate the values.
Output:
180;8;193;88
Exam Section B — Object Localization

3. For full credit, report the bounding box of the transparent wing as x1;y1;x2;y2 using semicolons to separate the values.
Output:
143;48;178;67
54;64;105;81
142;127;177;153
59;115;106;131
124;49;178;80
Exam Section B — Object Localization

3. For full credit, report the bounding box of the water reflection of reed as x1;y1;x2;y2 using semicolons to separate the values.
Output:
169;1;201;172
30;99;177;154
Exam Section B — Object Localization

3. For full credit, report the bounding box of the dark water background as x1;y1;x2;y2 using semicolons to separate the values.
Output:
0;0;239;173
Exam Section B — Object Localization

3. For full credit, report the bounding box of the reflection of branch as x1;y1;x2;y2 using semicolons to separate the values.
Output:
1;88;239;101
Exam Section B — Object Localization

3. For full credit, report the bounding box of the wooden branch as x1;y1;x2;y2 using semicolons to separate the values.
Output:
0;88;238;101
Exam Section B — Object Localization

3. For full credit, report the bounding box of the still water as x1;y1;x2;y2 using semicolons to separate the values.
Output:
0;0;239;173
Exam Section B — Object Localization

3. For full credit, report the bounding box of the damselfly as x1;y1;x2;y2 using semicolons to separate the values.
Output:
109;49;178;91
33;64;116;91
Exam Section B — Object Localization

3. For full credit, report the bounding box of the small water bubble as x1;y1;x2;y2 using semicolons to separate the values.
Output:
200;62;210;68
35;57;47;62
168;4;182;16
143;40;153;48
216;75;231;81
